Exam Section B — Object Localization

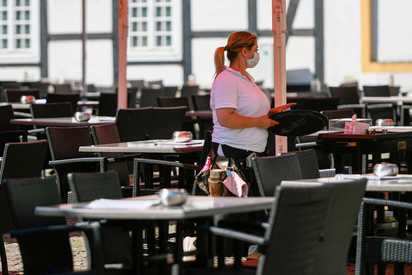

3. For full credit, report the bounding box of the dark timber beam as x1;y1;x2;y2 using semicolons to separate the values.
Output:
248;0;257;33
40;0;48;78
182;0;192;82
314;0;324;84
112;0;119;89
286;0;300;43
48;33;113;41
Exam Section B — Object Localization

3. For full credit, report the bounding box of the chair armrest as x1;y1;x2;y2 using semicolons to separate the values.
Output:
10;222;104;274
106;154;142;163
133;158;198;170
49;157;105;172
338;104;366;109
27;128;45;135
209;226;266;245
319;168;336;178
363;198;412;210
13;111;33;118
295;142;317;149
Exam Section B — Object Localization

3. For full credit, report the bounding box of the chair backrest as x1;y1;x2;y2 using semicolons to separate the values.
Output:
98;89;137;116
27;82;50;98
140;87;176;107
4;89;40;102
46;93;80;112
91;123;121;145
0;104;14;131
295;149;320;179
146;80;163;88
31;102;73;118
4;176;73;274
329;86;360;105
181;85;199;97
52;83;73;94
321;108;354;120
259;184;331;275
157;97;190;108
192;94;211;111
367;103;396;124
46;126;94;160
116;108;153;141
312;179;367;275
251;153;302;197
363;85;391;97
128;79;145;89
287;97;339;112
68;171;123;202
0;141;48;182
150;106;187;139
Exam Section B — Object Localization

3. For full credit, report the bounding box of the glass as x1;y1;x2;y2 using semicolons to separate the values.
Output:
24;10;29;20
156;35;162;46
132;22;137;32
166;21;171;31
156;21;161;31
142;36;147;46
165;35;171;46
156;7;161;17
24;24;29;33
24;38;29;48
165;6;171;16
1;0;7;7
1;39;7;48
15;38;20;48
132;7;137;17
2;25;7;34
141;7;147;17
15;24;20;34
15;0;20;6
15;10;20;20
142;21;147;31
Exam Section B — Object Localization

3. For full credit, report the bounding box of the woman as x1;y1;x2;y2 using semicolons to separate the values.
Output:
211;31;292;183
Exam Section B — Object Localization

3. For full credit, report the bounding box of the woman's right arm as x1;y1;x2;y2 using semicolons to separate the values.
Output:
216;108;278;129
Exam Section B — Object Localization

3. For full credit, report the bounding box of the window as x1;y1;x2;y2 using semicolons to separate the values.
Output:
0;0;32;51
128;0;181;61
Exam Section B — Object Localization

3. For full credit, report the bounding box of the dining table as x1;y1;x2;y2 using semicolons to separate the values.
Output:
10;116;115;127
79;139;204;154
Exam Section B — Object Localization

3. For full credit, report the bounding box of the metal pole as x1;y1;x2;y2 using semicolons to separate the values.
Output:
117;0;128;109
81;0;86;97
272;0;287;155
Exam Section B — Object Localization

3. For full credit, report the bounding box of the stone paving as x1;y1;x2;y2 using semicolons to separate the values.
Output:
0;236;88;273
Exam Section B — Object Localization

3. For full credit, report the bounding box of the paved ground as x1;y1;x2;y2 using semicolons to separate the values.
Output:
0;236;87;273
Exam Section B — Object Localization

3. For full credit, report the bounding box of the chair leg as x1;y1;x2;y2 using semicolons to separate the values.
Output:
0;237;9;275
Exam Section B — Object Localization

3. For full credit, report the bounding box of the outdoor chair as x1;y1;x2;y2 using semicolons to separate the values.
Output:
116;107;153;141
157;97;195;135
46;93;80;113
184;183;334;275
150;106;187;139
363;85;391;97
98;89;137;116
197;179;366;275
27;82;51;98
329;86;365;117
0;104;14;131
367;103;397;125
2;176;105;275
31;102;74;118
46;126;105;201
355;198;412;275
0;140;48;183
192;94;210;111
91;124;135;196
181;85;199;98
321;108;354;120
52;83;73;94
68;171;134;272
139;88;176;107
4;89;40;102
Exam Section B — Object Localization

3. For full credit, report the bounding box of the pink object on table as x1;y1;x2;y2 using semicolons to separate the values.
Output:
223;170;249;198
344;114;369;134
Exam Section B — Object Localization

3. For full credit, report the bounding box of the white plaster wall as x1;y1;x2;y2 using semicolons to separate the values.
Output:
191;0;248;31
48;40;113;86
324;0;412;91
127;65;183;86
48;0;112;34
0;67;41;81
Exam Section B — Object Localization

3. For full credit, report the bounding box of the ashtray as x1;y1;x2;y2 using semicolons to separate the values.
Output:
172;131;193;143
20;95;36;104
158;188;188;206
74;112;91;122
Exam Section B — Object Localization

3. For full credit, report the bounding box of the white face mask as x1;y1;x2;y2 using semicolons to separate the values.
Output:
246;52;260;68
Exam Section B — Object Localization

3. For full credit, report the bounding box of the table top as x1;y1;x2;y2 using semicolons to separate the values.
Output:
79;139;204;154
361;96;412;105
11;116;115;127
318;131;412;141
10;100;99;110
35;195;274;220
282;174;412;192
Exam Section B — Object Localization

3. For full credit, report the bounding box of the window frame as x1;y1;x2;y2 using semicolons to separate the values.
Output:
361;0;412;72
127;0;182;62
0;0;39;64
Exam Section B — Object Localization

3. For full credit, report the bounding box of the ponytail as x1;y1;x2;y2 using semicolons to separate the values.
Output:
214;46;226;77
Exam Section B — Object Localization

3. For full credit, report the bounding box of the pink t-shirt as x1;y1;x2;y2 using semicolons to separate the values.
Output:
211;67;271;153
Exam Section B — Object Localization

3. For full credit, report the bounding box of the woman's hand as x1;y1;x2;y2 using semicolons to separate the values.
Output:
269;103;296;114
256;115;279;129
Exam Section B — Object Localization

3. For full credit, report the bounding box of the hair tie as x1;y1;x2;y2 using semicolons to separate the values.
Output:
223;46;228;51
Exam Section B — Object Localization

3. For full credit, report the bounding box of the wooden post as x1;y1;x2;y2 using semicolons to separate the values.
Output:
117;0;128;109
272;0;287;155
